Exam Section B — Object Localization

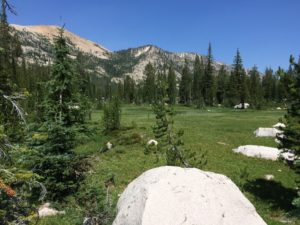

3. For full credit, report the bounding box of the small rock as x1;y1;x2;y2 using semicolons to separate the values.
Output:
264;174;274;181
234;103;250;109
217;142;228;145
100;142;114;153
273;123;286;128
147;139;158;146
106;142;113;150
38;203;65;218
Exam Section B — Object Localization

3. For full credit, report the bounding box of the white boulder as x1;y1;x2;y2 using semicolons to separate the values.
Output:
113;166;266;225
264;174;275;181
233;145;295;161
147;139;158;146
273;123;286;129
106;142;113;150
234;103;250;109
254;127;280;137
38;203;65;218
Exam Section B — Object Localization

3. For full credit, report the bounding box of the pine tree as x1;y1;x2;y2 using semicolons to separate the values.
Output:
167;64;177;105
216;65;228;105
203;43;215;106
276;67;294;103
123;75;135;103
0;2;40;223
147;76;207;167
226;70;239;106
179;60;192;105
262;68;276;103
30;28;85;200
102;96;121;133
278;56;300;208
192;55;205;106
144;63;156;103
249;66;263;109
0;0;23;141
74;51;92;123
232;49;248;108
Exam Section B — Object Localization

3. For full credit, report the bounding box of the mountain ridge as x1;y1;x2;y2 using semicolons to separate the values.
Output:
12;24;231;81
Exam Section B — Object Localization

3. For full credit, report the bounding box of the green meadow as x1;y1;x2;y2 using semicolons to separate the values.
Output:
40;106;299;225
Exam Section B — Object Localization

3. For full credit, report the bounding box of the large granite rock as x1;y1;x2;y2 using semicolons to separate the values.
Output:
113;166;266;225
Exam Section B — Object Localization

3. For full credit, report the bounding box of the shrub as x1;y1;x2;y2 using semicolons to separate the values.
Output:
102;96;121;133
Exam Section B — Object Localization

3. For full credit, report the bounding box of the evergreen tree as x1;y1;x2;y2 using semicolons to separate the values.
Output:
167;64;177;105
232;49;248;108
0;2;40;223
216;65;228;104
179;60;192;105
276;67;294;103
203;43;215;106
192;55;205;106
123;75;135;103
249;66;263;109
117;81;124;100
0;0;23;141
148;77;206;168
226;71;239;106
143;63;156;103
30;28;85;200
104;77;112;101
123;75;131;103
74;51;92;123
102;96;121;133
278;56;300;208
262;68;276;103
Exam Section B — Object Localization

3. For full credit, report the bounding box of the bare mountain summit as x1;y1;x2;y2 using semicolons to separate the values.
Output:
12;24;230;81
12;24;110;61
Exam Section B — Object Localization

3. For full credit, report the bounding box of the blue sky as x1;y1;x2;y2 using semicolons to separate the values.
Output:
8;0;300;71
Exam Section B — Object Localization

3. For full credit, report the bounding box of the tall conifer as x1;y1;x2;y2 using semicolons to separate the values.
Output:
203;43;215;106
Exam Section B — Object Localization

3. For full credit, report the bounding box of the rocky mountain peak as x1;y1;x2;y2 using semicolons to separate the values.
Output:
12;24;110;59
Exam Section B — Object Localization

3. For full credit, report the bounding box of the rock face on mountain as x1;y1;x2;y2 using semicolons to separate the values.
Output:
113;166;267;225
12;24;230;81
13;24;110;60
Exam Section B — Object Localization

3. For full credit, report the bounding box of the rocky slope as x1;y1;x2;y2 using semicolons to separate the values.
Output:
12;24;230;81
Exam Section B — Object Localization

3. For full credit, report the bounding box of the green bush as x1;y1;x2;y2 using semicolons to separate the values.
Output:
102;97;121;133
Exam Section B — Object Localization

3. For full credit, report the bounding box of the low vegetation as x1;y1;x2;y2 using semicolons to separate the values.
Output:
40;106;299;225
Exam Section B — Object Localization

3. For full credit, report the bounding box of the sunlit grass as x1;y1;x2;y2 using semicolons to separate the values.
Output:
41;105;299;225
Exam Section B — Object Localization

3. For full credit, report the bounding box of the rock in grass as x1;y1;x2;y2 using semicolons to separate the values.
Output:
100;142;113;153
264;174;275;180
38;203;65;218
273;123;286;128
113;166;266;225
233;145;295;161
254;127;280;137
147;139;158;146
234;103;250;109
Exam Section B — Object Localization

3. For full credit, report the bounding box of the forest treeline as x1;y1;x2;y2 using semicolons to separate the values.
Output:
15;44;297;113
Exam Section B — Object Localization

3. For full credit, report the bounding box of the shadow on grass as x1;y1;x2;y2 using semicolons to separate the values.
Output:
244;178;297;212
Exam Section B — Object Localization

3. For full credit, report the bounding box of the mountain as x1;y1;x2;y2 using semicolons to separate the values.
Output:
115;45;230;80
12;24;231;82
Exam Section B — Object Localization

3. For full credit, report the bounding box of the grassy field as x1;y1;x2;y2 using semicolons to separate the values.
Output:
40;105;299;225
